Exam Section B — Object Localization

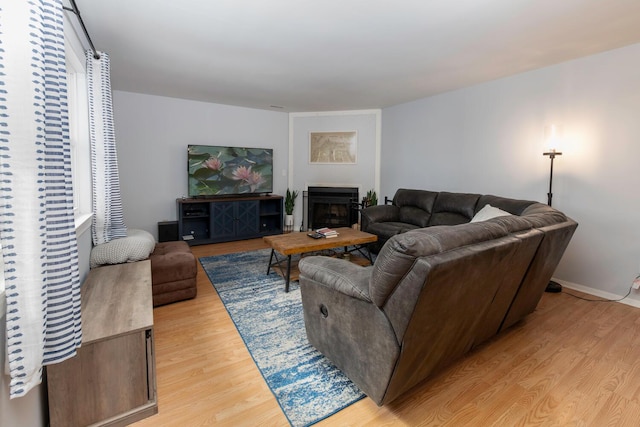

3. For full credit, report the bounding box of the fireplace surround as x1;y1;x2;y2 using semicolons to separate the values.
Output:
304;186;359;231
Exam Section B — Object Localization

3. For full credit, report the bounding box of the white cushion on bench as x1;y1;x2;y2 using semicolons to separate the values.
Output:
90;229;156;268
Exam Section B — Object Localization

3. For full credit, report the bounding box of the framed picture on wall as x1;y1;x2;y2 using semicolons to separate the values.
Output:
309;131;357;164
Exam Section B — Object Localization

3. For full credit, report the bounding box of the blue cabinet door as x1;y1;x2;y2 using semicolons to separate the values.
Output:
211;201;236;240
235;200;259;237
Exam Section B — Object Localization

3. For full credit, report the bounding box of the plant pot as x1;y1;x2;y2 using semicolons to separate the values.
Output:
284;214;294;233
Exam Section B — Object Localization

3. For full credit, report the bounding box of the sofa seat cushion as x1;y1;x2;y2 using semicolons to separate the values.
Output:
366;222;420;241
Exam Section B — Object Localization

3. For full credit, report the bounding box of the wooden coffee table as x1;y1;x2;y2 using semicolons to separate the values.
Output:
263;228;378;292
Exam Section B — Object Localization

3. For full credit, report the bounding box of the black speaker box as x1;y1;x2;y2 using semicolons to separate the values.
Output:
158;221;178;242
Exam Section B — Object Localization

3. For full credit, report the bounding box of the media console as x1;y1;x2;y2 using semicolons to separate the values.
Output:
177;195;283;245
47;261;157;426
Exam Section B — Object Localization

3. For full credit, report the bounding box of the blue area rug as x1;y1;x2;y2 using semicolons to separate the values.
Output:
199;249;365;427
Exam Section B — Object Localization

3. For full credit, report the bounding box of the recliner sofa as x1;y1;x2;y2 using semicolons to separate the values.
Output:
361;188;554;252
298;188;577;405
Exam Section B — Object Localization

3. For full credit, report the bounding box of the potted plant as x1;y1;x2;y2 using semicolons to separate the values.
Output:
362;189;378;208
284;188;298;231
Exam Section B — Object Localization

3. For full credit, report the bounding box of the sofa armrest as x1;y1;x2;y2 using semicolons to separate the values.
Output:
299;256;373;302
361;205;400;230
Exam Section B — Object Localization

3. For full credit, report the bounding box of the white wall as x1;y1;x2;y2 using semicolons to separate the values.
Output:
289;111;380;229
113;92;289;239
382;42;640;303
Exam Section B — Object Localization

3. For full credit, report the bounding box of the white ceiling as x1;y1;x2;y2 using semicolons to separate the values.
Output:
68;0;640;112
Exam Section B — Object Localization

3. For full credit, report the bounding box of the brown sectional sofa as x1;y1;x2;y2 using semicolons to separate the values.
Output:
298;188;577;405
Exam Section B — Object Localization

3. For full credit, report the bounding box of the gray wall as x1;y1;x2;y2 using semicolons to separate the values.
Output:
382;42;640;303
113;91;289;239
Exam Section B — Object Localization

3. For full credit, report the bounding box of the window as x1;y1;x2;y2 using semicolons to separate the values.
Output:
65;18;92;234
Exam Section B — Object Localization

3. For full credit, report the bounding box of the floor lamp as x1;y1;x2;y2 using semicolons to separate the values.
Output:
543;145;563;293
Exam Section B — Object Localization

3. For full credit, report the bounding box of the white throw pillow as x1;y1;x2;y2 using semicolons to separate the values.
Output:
90;228;156;268
470;204;512;223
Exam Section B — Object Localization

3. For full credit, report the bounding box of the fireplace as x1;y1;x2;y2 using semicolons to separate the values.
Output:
305;186;359;231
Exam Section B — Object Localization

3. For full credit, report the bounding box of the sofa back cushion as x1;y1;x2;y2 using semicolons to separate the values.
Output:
428;192;480;226
476;194;537;216
398;206;430;227
369;221;509;307
394;189;437;227
521;203;568;227
381;230;540;403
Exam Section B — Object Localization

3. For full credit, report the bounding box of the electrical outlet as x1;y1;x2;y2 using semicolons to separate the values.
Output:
633;276;640;290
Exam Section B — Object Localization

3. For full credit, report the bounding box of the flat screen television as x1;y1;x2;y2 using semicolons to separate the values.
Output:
188;144;273;197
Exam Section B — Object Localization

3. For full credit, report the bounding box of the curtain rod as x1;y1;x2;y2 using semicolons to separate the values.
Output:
63;0;101;59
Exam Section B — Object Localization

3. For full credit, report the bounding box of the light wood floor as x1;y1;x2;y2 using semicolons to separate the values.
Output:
132;239;640;426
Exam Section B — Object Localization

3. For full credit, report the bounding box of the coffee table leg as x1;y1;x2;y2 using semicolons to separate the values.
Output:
348;244;374;264
364;244;374;264
285;255;292;292
267;249;275;275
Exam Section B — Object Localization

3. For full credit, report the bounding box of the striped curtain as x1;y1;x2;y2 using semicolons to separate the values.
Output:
0;0;82;398
86;51;127;245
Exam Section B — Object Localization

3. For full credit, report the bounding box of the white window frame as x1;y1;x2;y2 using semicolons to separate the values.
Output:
65;18;92;235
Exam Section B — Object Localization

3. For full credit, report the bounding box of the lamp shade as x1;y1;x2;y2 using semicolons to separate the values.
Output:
544;124;564;152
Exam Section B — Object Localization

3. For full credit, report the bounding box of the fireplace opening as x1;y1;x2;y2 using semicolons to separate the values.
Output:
305;186;359;231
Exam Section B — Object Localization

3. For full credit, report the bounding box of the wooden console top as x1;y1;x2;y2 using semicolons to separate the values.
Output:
82;260;153;344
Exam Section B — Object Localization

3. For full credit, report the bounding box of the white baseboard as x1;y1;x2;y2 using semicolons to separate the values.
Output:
555;278;640;309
